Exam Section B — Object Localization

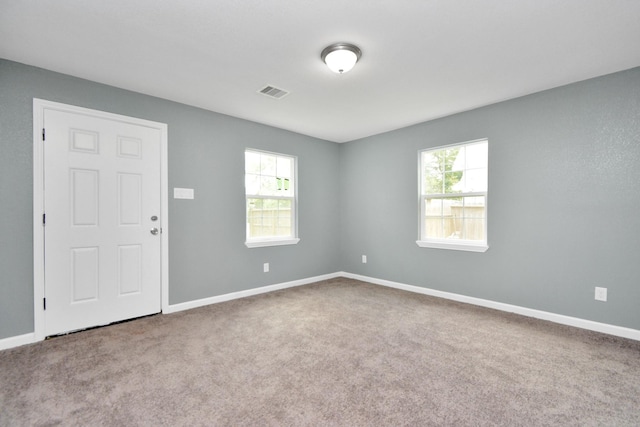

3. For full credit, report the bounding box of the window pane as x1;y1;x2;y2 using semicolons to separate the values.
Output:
424;198;443;217
276;157;292;179
445;170;464;193
463;196;485;214
277;199;292;233
462;218;485;241
281;178;293;196
447;147;463;172
261;154;276;176
260;176;278;196
446;197;464;239
424;173;444;194
424;218;445;239
461;168;487;192
247;197;293;239
465;142;488;169
444;148;460;171
247;198;262;237
246;149;297;243
421;141;488;196
262;198;278;209
423;196;485;241
444;196;463;214
422;151;443;194
245;174;259;195
245;151;261;174
422;148;465;195
277;213;291;228
419;140;487;245
459;196;485;240
422;151;442;172
278;199;291;209
424;198;466;240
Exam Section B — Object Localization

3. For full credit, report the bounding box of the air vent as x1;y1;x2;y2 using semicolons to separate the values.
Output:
258;85;290;99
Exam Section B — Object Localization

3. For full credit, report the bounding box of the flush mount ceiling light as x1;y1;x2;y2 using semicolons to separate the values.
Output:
321;43;362;74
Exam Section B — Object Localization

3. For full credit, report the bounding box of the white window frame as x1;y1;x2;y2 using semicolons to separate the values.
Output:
245;149;300;248
417;138;489;252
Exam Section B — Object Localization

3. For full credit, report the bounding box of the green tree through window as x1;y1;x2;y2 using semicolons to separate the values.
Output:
424;148;463;195
418;140;488;251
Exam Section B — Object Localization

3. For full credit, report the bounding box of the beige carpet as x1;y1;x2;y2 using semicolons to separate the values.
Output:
1;278;639;426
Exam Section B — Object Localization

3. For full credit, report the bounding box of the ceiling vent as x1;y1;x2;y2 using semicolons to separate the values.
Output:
258;85;290;99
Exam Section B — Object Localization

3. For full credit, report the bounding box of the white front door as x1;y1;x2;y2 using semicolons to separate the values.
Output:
42;107;163;336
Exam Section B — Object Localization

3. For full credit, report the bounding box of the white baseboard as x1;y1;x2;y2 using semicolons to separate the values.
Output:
0;332;36;351
3;270;638;352
163;272;343;314
341;272;640;341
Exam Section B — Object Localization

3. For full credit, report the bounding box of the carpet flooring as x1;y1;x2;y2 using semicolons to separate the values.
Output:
1;278;639;426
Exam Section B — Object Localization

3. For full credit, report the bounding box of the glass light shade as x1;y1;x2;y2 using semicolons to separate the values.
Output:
321;43;362;74
325;49;357;73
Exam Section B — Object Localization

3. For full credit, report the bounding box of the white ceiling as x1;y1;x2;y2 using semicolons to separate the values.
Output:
1;1;639;143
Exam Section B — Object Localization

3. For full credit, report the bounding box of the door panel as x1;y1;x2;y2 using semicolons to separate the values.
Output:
71;247;99;302
44;109;161;336
118;173;142;225
118;244;142;295
70;169;99;226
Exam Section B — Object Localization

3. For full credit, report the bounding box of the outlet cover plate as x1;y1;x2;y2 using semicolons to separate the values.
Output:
595;287;607;302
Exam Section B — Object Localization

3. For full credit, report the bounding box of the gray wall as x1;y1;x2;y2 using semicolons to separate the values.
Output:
2;58;639;340
339;67;640;330
0;59;341;339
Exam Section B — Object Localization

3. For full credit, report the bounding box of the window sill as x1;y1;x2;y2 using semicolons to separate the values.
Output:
416;240;488;253
245;238;300;248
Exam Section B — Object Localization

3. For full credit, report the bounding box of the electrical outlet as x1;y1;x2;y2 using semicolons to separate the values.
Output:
362;255;367;264
263;263;269;273
595;287;607;302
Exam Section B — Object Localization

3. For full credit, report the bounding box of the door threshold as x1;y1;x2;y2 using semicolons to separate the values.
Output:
45;312;161;340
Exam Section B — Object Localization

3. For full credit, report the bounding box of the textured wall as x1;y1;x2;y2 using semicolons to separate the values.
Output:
339;67;640;330
0;59;341;339
2;58;639;340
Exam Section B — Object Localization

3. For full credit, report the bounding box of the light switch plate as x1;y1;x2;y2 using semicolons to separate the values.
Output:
174;188;194;199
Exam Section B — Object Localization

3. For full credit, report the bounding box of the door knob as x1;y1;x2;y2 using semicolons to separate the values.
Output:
150;227;159;235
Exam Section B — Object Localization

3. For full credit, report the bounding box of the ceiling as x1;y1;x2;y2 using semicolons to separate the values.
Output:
1;1;639;143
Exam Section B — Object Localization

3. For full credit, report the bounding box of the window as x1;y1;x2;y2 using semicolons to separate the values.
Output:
245;149;299;248
417;139;488;252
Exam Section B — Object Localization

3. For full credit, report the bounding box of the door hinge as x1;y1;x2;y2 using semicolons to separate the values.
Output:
42;213;46;225
42;128;45;141
43;298;47;310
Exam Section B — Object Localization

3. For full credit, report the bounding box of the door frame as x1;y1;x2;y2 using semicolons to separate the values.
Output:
33;98;169;341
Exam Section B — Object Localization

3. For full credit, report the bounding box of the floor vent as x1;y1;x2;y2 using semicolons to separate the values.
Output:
258;85;290;99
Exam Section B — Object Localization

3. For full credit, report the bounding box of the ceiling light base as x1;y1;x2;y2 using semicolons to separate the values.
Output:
321;43;362;74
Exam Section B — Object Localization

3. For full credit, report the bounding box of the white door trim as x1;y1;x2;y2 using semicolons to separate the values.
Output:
32;98;169;341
